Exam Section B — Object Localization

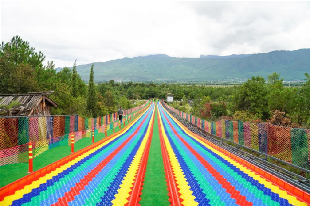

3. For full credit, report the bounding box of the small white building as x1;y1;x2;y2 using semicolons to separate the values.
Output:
167;94;173;103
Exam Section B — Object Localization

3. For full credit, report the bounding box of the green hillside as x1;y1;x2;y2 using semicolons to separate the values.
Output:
66;49;310;82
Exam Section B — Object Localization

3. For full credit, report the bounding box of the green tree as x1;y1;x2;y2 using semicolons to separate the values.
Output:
267;72;282;85
190;98;201;117
104;90;116;113
0;36;45;93
0;35;45;68
210;101;227;120
71;60;79;97
232;76;268;119
288;73;310;126
87;64;98;117
146;86;157;98
108;80;115;87
0;36;50;92
40;61;58;90
97;83;109;96
77;77;87;97
50;84;86;115
126;86;134;99
119;96;132;109
57;67;72;84
0;58;39;93
96;92;108;117
182;95;188;105
200;96;211;106
173;88;184;100
266;73;292;113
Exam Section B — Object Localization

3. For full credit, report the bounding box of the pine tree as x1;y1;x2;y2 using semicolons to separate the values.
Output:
71;60;79;97
87;64;97;117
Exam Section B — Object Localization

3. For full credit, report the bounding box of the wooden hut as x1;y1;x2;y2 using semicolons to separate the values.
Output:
0;91;57;116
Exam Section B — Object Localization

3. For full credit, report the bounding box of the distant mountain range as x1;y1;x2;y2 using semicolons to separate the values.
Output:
199;54;252;59
58;49;310;82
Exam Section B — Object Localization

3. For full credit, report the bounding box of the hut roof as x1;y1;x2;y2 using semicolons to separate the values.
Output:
0;91;57;116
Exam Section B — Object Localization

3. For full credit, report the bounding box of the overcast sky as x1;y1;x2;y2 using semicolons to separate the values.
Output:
1;1;310;68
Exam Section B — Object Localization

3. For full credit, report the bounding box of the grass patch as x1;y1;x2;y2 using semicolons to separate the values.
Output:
0;145;71;188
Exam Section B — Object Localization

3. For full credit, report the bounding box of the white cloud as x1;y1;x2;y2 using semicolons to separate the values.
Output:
2;1;310;67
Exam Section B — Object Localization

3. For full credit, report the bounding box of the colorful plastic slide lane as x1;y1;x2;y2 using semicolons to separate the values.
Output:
1;102;310;206
157;102;309;206
0;103;155;206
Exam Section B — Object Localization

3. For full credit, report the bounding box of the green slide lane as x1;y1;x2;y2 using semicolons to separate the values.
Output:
140;105;169;206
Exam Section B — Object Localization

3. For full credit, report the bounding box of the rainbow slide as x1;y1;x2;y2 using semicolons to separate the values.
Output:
157;103;309;206
0;102;309;206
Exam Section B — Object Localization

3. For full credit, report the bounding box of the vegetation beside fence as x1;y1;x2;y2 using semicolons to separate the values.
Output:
0;102;149;167
165;103;310;172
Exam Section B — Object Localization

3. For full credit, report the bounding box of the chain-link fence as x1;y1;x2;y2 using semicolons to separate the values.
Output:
164;103;310;171
0;101;149;166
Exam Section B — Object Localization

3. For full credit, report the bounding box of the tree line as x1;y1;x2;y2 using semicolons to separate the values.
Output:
1;36;309;127
167;73;310;128
0;36;133;117
99;74;309;128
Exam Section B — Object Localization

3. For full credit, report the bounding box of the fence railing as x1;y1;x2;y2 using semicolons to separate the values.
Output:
163;103;310;172
0;101;149;166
